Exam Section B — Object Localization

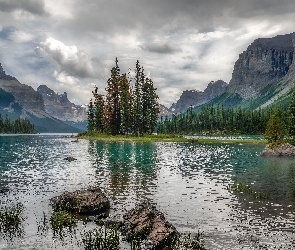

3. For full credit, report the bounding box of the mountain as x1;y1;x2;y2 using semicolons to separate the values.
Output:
168;32;295;114
215;32;295;110
0;64;82;133
168;80;228;113
37;85;87;130
227;33;294;99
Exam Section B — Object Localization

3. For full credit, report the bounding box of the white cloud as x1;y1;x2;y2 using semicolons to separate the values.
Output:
35;37;96;78
8;30;35;43
1;0;295;108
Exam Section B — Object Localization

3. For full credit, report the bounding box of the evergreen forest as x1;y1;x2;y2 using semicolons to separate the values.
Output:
0;114;35;134
87;59;159;135
157;105;288;135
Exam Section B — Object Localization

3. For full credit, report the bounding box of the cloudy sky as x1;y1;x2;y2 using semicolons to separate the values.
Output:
0;0;295;107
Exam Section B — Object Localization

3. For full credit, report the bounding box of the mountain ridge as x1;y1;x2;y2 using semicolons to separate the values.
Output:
165;32;295;115
0;64;85;132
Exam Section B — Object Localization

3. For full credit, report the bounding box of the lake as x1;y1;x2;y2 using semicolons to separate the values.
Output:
0;134;295;249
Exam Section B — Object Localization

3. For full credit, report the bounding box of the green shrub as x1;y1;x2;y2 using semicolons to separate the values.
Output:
82;224;120;250
0;203;25;236
50;209;77;231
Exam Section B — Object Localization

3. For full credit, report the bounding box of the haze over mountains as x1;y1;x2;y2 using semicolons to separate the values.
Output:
1;32;295;131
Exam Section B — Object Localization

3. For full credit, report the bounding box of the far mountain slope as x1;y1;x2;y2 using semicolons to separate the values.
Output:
0;64;82;132
37;85;87;131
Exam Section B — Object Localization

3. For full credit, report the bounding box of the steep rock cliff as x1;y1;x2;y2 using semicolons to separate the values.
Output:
227;33;295;99
0;64;45;112
37;85;87;122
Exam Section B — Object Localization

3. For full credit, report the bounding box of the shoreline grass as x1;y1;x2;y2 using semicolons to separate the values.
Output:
77;132;267;144
77;132;189;142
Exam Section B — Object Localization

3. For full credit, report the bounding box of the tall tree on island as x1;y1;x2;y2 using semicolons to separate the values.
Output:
264;109;285;148
288;87;295;145
87;99;95;132
119;73;133;135
142;77;159;134
94;92;105;133
133;60;143;136
105;58;121;135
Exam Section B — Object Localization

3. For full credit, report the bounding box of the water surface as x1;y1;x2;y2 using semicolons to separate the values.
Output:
0;134;295;249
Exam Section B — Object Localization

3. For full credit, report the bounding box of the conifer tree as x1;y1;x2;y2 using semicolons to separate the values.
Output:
119;73;133;135
133;60;143;136
264;109;285;148
288;87;295;144
105;58;121;135
94;93;105;133
87;99;95;132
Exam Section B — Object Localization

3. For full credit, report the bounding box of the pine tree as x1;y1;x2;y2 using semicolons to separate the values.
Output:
119;73;133;135
105;58;121;135
288;87;295;144
133;60;143;136
94;93;105;133
87;99;95;132
264;109;285;148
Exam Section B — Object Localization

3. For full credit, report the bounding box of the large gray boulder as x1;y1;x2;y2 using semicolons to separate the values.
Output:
260;143;295;156
122;201;179;250
52;186;110;215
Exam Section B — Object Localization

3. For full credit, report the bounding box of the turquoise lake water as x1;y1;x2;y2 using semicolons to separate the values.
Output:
0;134;295;249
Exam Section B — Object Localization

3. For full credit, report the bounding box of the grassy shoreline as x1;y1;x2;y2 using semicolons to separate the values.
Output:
77;132;267;144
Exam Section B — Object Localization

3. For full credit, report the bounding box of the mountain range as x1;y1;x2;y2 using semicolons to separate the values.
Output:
1;31;295;132
163;32;295;115
0;64;87;132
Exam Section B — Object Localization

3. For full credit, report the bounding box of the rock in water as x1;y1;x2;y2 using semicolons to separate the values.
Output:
260;143;295;156
122;201;179;249
64;156;77;162
52;187;110;215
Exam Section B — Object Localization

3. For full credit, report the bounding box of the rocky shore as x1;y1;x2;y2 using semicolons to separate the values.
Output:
260;143;295;156
51;187;199;250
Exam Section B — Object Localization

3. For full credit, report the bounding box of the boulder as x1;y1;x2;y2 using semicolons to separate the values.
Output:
52;187;110;215
260;143;295;156
122;201;179;249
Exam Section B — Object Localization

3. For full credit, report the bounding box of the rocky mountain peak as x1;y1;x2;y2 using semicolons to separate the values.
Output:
37;85;87;122
0;63;16;80
169;80;228;113
228;32;295;99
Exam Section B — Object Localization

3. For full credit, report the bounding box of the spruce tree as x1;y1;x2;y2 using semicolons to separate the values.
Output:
105;58;121;135
119;73;133;135
87;99;95;132
94;93;105;133
264;109;285;148
133;60;143;136
288;87;295;144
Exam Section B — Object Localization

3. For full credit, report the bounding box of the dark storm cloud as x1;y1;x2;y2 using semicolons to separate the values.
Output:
0;0;47;16
139;43;181;54
64;0;295;36
1;0;295;106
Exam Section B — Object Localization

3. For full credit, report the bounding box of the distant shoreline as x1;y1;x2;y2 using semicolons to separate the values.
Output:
77;132;267;144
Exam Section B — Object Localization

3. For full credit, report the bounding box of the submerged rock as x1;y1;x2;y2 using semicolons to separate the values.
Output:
52;186;110;215
64;156;77;162
122;201;179;249
260;143;295;156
